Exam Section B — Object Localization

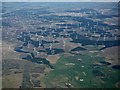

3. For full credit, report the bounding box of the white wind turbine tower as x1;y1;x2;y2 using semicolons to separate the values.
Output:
50;24;52;29
33;47;36;52
85;32;88;37
5;31;9;38
11;32;14;37
37;50;39;56
97;37;100;42
112;33;115;38
65;23;68;29
90;36;93;40
39;41;41;47
93;31;96;35
87;22;89;27
36;37;39;41
52;29;54;34
79;22;81;29
10;38;13;41
62;17;64;22
51;19;53;23
23;37;26;42
103;35;106;41
23;23;27;32
66;33;69;37
62;37;65;49
20;31;23;35
35;32;38;37
53;37;55;43
101;10;104;15
14;30;16;34
90;11;92;15
28;41;30;48
28;31;30;35
49;30;52;39
83;11;86;14
106;35;108;39
44;19;46;22
77;23;79;28
61;22;64;27
59;24;61;28
90;26;92;30
103;27;105;31
63;41;65;50
73;12;76;16
50;43;52;51
40;25;42;29
53;34;56;38
9;45;11;50
52;38;55;54
73;28;75;33
52;36;54;49
94;24;96;29
6;31;9;35
115;36;117;40
44;27;47;32
107;27;109;33
88;28;90;34
83;28;85;32
28;31;32;38
75;34;78;39
17;35;21;39
71;22;73;26
48;33;51;40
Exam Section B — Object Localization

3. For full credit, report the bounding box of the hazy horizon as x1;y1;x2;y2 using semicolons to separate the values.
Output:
1;0;119;2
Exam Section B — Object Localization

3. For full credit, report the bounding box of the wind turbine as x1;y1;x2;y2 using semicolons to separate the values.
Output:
90;26;92;30
50;24;51;29
29;33;32;38
90;36;93;40
115;36;117;40
71;22;73;26
75;34;78;39
23;37;26;42
97;37;100;42
28;43;30;48
93;31;96;35
35;33;38;37
37;51;39;56
11;33;14;37
65;24;67;29
59;24;61;28
87;22;89;27
36;37;38;41
20;32;23;35
79;22;81;28
72;28;75;33
83;28;85;32
44;27;47;32
62;37;65;50
10;38;13;41
7;31;9;35
90;11;92;15
50;43;52;53
85;33;88;37
39;41;41;47
112;33;115;37
9;46;11;50
101;10;104;15
103;35;106;41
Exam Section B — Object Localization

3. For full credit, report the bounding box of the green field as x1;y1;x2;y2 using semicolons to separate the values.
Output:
43;52;120;88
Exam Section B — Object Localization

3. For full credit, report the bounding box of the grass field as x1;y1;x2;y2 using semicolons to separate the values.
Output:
2;74;23;88
44;52;120;88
